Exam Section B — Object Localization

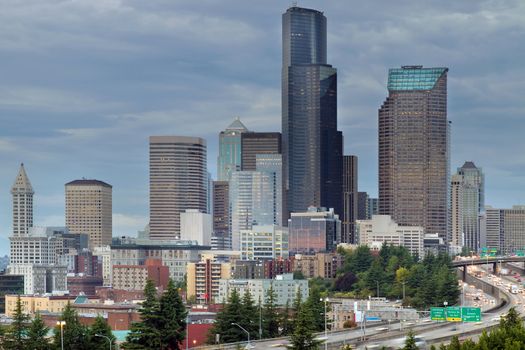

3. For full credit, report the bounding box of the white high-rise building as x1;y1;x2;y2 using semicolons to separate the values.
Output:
11;163;34;237
180;209;212;246
357;215;424;257
239;225;289;260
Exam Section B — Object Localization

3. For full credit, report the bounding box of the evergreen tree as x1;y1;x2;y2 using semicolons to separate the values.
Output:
53;303;88;350
292;288;303;313
240;289;258;340
305;287;325;332
26;313;51;350
87;315;115;350
402;330;419;350
4;295;28;350
123;279;161;349
207;289;245;344
158;279;187;350
288;304;321;350
262;285;279;339
279;300;293;336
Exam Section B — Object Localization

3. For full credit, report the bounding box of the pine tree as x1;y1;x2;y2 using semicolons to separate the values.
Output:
207;288;245;344
4;295;28;350
402;330;419;350
240;289;258;340
279;300;293;336
26;313;51;350
288;303;321;350
87;315;115;350
305;287;325;332
262;285;279;339
123;279;161;349
53;303;88;350
158;279;187;350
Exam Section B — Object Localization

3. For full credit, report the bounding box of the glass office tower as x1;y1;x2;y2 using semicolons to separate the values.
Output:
378;66;449;242
282;6;343;219
217;118;249;181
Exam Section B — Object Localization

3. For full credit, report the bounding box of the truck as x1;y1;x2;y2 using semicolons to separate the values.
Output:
510;285;519;294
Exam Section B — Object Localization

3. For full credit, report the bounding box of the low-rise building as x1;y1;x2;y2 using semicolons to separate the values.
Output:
0;274;24;313
357;215;424;256
186;259;231;304
292;252;344;279
5;294;97;317
112;258;169;291
288;207;341;254
218;273;308;306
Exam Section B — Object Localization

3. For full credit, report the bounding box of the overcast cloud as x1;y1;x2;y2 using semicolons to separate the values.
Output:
0;0;524;255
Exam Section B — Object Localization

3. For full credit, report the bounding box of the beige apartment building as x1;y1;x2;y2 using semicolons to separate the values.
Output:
5;294;83;317
187;259;231;304
65;179;112;249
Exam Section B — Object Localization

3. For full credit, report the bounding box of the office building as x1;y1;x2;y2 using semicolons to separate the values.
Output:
0;275;24;313
378;66;449;241
218;273;308;306
485;206;525;255
368;198;379;217
241;132;281;171
93;246;112;286
239;225;289;260
110;237;205;281
180;209;212;246
282;6;343;217
212;181;231;250
357;192;369;220
288;207;341;254
217;118;249;181
342;156;358;243
450;161;484;251
149;136;207;240
186;259;232;304
11;163;34;237
256;154;284;226
65;179;112;248
357;215;424;257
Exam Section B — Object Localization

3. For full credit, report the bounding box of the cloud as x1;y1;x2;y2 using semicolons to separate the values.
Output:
113;213;148;236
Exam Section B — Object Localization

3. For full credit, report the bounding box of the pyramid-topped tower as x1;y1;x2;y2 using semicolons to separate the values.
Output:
11;163;34;237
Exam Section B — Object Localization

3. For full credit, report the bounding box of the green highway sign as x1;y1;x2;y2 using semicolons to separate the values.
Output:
462;307;481;322
430;307;445;321
446;307;462;322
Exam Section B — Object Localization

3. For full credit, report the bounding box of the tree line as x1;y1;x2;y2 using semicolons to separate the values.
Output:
330;244;460;309
207;284;329;349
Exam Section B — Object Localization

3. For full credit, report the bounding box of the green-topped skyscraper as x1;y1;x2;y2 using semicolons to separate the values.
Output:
379;66;449;245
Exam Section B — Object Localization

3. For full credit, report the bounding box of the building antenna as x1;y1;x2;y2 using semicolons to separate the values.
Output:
292;1;298;7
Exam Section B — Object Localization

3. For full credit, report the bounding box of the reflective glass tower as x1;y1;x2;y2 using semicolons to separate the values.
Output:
282;6;343;219
379;66;449;241
217;118;249;181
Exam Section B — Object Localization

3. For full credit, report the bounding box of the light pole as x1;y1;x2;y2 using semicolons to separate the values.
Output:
443;301;448;324
259;297;262;340
401;281;406;303
231;322;251;348
95;334;112;350
56;321;66;350
320;297;329;350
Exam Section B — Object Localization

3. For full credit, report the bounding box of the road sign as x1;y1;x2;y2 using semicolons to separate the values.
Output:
430;307;445;321
446;307;462;322
462;307;481;322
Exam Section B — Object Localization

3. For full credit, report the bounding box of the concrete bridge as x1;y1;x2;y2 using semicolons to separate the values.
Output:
452;256;525;281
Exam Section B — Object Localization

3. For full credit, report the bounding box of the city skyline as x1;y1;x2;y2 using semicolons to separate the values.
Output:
0;1;524;255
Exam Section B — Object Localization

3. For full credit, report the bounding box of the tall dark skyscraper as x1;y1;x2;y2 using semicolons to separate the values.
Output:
378;66;449;241
282;6;343;218
241;132;282;171
342;156;358;243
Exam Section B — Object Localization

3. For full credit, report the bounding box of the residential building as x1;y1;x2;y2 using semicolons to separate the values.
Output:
241;132;281;171
180;209;212;246
212;181;231;250
450;161;485;251
239;225;289;260
112;258;169;291
282;6;343;218
379;66;449;242
65;179;112;249
218;273;308;305
484;206;525;254
292;252;344;279
186;259;231;304
342;156;358;243
93;246;112;286
11;163;33;237
357;215;424;256
110;237;204;281
149;136;207;240
232;259;294;280
217;118;249;181
288;207;341;254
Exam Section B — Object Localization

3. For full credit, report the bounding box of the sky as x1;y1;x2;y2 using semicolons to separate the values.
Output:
0;0;524;255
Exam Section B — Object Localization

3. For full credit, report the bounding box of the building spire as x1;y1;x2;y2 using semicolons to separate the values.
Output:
11;163;34;195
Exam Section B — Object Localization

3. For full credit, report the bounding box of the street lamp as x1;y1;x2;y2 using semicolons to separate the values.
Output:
320;297;329;350
443;301;448;323
56;321;66;350
231;322;251;348
401;281;407;303
94;334;112;350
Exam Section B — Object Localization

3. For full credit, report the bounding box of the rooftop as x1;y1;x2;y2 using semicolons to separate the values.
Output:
387;66;448;91
65;179;112;188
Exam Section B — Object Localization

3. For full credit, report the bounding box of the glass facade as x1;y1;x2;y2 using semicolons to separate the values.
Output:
379;66;449;241
282;6;343;218
288;207;340;254
217;118;249;181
